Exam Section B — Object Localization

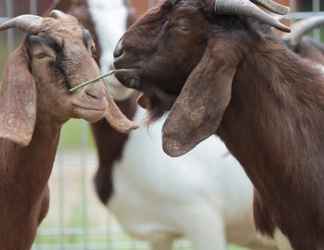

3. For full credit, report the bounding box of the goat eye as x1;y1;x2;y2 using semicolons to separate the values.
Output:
177;25;190;32
175;19;191;33
90;43;97;57
34;52;52;60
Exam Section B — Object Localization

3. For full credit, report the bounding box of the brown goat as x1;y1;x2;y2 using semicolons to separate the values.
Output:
113;1;324;250
48;0;139;204
0;10;130;250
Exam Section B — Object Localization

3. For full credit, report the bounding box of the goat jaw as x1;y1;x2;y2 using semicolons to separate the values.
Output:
105;89;138;133
137;94;152;110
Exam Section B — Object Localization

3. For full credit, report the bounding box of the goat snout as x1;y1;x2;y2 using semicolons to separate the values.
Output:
114;39;124;59
85;85;106;101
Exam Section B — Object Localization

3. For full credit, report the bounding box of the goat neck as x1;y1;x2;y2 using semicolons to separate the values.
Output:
0;113;60;249
217;36;324;250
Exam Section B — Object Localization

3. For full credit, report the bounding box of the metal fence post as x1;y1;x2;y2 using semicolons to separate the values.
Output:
5;0;14;52
30;0;38;14
313;0;321;40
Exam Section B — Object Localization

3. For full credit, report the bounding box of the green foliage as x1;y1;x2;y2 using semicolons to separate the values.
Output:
59;119;95;150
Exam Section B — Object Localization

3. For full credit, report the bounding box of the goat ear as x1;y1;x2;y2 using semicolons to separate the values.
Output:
162;40;240;157
0;46;37;146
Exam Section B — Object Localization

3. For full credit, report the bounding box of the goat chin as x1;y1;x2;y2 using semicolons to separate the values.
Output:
105;75;135;101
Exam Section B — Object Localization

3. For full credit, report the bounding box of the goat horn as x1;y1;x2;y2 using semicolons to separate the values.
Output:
284;16;324;48
0;15;43;33
214;0;290;32
251;0;289;15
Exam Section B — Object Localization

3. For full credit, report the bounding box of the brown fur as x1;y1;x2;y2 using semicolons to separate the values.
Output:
113;1;324;249
48;0;102;65
0;12;108;250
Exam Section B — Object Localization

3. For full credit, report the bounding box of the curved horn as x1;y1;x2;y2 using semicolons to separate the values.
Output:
0;14;43;33
251;0;289;15
284;16;324;48
214;0;290;32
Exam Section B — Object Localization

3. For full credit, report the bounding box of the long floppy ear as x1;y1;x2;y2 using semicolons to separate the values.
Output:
0;45;37;146
162;39;240;157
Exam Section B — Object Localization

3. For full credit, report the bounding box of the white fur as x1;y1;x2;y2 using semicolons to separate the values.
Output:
274;229;293;250
107;109;277;250
313;63;324;75
88;0;127;71
88;0;135;101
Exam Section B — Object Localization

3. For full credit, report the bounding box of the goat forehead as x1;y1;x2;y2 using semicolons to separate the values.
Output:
138;0;203;25
167;0;202;8
42;18;83;39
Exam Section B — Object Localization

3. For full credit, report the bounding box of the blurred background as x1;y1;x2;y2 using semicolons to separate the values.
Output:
0;0;322;250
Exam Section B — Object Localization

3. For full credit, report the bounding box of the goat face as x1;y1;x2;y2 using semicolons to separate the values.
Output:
114;0;289;156
25;11;106;124
0;10;136;146
50;0;138;101
114;0;210;117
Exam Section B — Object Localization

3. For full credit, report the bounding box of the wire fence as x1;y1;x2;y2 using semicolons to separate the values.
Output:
0;0;322;250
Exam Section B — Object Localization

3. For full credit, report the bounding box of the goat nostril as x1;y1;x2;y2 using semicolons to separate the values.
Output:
114;39;124;58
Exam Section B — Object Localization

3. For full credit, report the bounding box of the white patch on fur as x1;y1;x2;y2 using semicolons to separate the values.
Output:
88;0;135;100
88;0;127;71
254;232;278;249
274;229;293;250
313;63;324;75
107;108;276;249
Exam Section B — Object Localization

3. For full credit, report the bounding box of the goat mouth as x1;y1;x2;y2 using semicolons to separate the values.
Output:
72;105;106;112
72;99;108;111
113;67;180;120
137;90;176;122
114;68;142;90
72;103;107;123
72;107;106;123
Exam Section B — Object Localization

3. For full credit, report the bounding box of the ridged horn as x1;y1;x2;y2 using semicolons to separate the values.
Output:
0;14;43;33
214;0;290;32
251;0;289;15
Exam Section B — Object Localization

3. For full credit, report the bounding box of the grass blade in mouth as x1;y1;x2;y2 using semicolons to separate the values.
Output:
69;70;119;93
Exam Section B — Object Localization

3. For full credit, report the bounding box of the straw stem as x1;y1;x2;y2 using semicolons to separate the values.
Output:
69;70;118;93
